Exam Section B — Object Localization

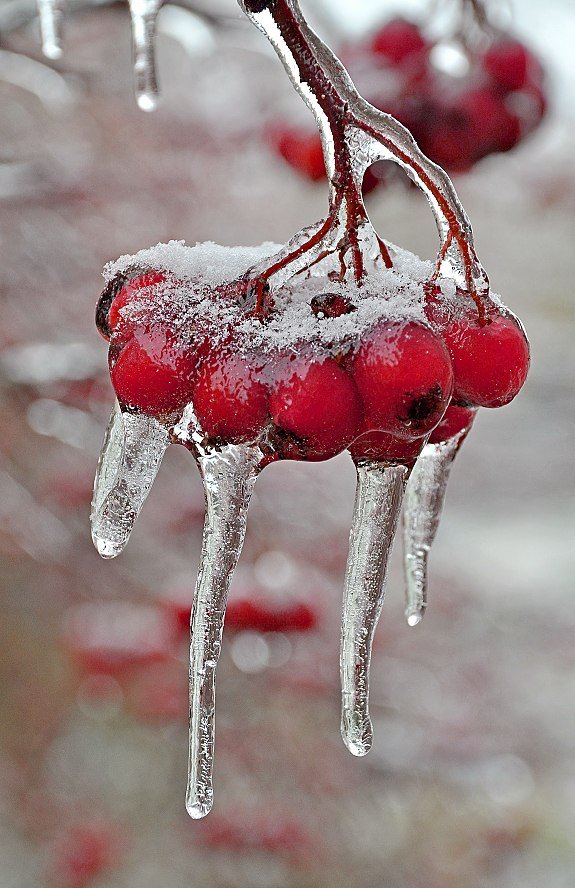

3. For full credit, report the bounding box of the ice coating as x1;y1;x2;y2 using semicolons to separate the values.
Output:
128;0;162;112
102;239;438;358
37;0;64;59
402;430;469;627
91;402;170;558
240;0;489;304
340;462;408;756
186;445;261;818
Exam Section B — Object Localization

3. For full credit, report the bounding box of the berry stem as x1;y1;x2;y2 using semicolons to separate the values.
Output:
240;0;490;322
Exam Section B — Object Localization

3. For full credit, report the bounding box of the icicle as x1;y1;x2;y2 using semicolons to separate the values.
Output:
340;461;408;757
129;0;162;112
402;433;466;626
36;0;64;60
186;444;261;819
91;401;170;558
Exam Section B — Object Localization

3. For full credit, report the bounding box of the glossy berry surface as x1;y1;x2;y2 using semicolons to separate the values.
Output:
269;356;363;458
438;312;530;408
110;325;199;417
428;404;476;444
351;321;454;439
349;430;425;465
193;350;271;443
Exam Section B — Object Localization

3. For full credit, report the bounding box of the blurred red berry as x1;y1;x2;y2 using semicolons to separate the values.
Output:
482;39;539;93
371;19;428;67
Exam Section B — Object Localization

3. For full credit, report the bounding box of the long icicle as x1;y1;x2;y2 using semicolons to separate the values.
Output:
186;444;261;819
340;461;409;757
37;0;65;59
91;401;170;558
402;432;467;627
129;0;162;112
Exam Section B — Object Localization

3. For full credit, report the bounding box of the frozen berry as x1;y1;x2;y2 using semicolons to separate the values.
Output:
110;323;200;417
108;270;167;338
193;349;271;443
428;404;476;444
351;321;453;439
270;356;363;458
349;430;425;465
438;311;529;408
371;19;427;67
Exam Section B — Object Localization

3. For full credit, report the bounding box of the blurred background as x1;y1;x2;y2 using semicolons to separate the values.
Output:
1;1;574;886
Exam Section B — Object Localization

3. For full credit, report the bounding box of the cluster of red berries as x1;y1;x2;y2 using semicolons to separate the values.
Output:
97;264;529;465
268;18;546;187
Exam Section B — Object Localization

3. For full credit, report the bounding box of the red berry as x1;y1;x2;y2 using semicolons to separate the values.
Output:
439;311;529;408
270;356;363;458
456;88;521;159
351;321;453;440
110;324;199;416
193;349;271;443
482;40;538;93
428;404;476;444
268;126;326;181
371;19;427;67
225;599;317;633
349;430;425;465
108;270;167;339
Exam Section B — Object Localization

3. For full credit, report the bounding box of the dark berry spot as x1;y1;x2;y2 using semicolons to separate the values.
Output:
311;294;356;318
401;384;443;424
96;273;128;340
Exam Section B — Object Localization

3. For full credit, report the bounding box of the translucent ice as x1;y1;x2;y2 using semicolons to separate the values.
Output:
402;432;467;626
241;0;489;298
91;401;170;558
129;0;162;111
340;461;408;756
186;444;261;819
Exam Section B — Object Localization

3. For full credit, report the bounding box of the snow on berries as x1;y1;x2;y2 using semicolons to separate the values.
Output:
96;240;459;459
97;241;528;455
